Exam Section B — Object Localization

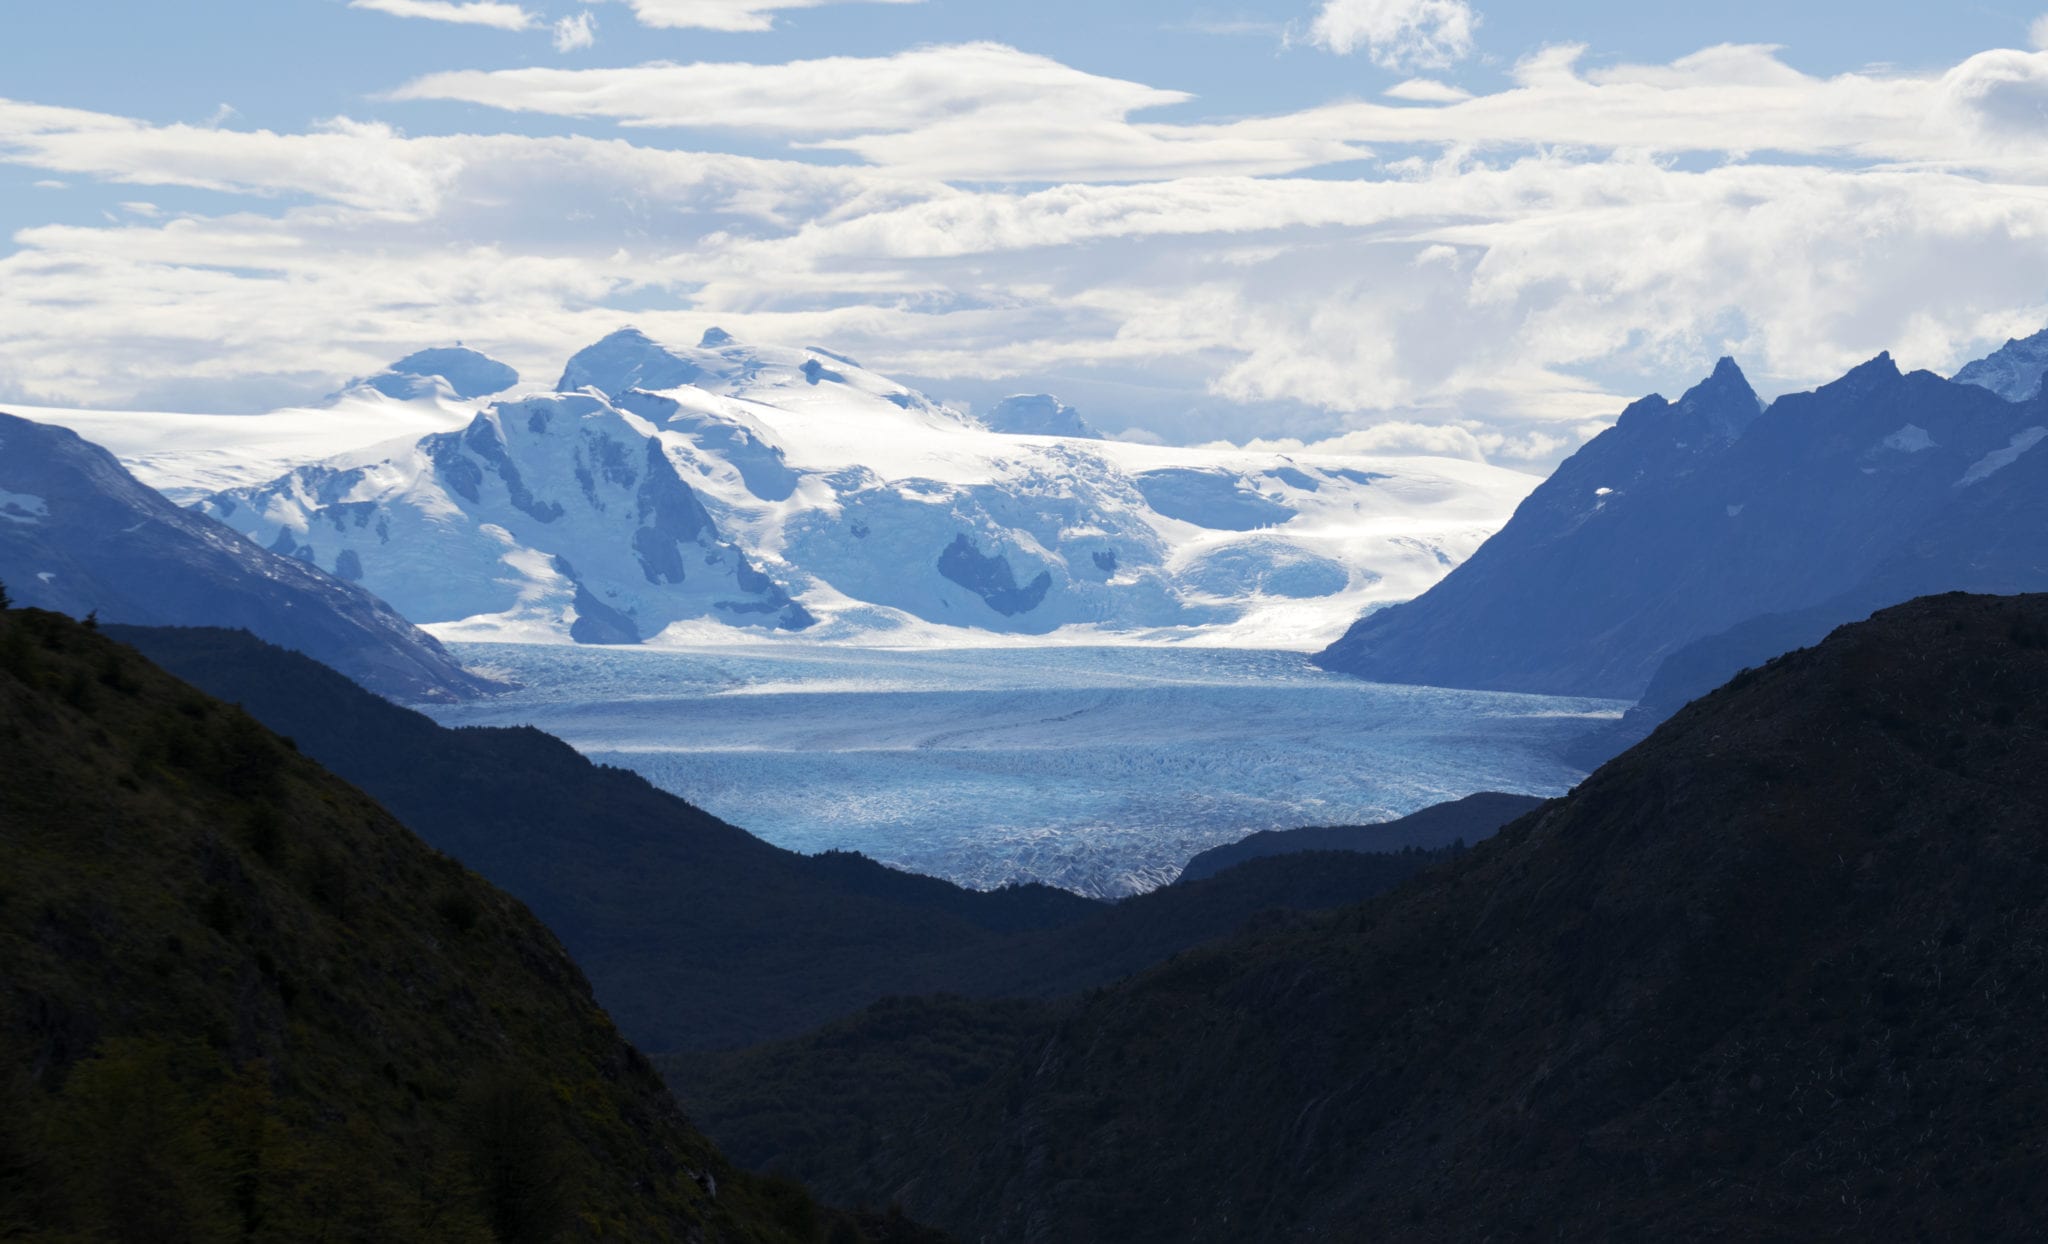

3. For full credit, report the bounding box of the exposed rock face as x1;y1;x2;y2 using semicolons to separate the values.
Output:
1320;355;2048;698
0;412;495;702
937;534;1054;617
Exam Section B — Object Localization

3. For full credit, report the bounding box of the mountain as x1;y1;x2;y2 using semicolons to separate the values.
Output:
0;413;495;702
202;390;817;643
1953;325;2048;401
0;606;933;1243
981;394;1101;439
112;624;1458;1054
343;346;520;402
177;326;1533;646
708;592;2048;1241
1317;354;2048;698
1175;791;1544;883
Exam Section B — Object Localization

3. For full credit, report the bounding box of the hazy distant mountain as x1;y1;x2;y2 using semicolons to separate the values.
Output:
201;326;1532;645
0;412;493;701
1317;353;2048;698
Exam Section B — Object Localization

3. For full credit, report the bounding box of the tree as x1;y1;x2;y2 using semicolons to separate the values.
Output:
0;578;10;609
459;1070;572;1244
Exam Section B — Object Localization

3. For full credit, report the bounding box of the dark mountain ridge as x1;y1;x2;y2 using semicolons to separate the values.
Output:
0;412;495;703
113;625;1447;1055
708;592;2048;1241
1317;353;2048;699
1175;791;1544;883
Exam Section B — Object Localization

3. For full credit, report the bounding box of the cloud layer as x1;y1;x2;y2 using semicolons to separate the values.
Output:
4;29;2048;461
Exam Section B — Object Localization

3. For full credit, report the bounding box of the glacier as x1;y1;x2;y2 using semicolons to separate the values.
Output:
428;642;1621;898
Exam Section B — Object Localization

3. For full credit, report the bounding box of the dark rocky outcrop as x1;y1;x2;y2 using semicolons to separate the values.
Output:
938;535;1053;617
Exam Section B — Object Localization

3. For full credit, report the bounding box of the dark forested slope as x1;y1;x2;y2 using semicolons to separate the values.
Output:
0;605;932;1243
720;592;2048;1242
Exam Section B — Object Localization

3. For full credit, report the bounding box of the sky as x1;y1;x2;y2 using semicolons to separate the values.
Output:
4;0;2048;462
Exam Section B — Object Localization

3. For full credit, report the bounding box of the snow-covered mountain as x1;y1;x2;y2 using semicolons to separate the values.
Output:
340;346;520;403
20;329;1540;648
1953;326;2048;402
0;412;496;701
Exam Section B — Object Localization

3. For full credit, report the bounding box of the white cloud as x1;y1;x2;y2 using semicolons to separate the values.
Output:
347;0;536;30
2032;15;2048;51
553;11;597;50
613;0;922;33
391;44;1367;181
7;39;2048;461
1309;0;1477;70
1384;78;1472;103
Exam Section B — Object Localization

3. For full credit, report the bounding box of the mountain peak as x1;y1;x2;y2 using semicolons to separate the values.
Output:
559;328;704;396
1954;323;2048;403
343;345;519;403
983;394;1102;439
700;326;736;348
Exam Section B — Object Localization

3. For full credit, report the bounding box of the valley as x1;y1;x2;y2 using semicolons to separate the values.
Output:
427;640;1617;896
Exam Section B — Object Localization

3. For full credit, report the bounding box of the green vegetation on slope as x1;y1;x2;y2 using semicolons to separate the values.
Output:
0;604;939;1243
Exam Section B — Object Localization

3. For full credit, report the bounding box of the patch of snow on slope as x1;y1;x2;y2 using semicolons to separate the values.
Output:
1882;424;1935;453
0;488;49;524
1959;427;2048;486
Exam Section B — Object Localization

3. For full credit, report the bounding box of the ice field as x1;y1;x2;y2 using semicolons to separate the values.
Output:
429;643;1623;897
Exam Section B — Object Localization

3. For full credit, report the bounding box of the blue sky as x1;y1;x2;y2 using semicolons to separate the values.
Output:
4;0;2048;458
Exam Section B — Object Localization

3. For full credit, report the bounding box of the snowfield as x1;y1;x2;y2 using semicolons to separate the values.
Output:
9;327;1540;651
429;642;1621;897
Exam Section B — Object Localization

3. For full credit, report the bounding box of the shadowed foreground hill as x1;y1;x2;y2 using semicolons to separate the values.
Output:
114;624;1453;1055
0;607;936;1243
714;593;2048;1241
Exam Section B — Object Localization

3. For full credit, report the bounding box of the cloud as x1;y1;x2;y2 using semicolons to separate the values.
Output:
612;0;923;34
553;11;597;50
390;43;1367;181
1384;77;1471;103
346;0;536;30
7;39;2048;463
1308;0;1478;70
2032;15;2048;51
